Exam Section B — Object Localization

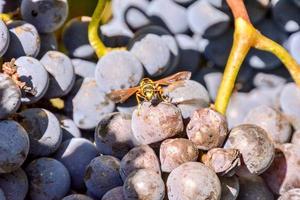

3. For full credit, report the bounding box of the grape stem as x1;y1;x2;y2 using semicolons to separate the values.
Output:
214;0;300;115
0;8;20;23
88;0;126;58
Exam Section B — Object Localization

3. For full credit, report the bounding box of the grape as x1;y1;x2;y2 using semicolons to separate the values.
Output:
293;0;300;7
174;34;200;74
55;114;81;142
279;189;300;200
167;162;221;200
160;138;199;173
62;194;93;200
72;78;115;130
243;105;292;143
119;145;160;181
62;17;94;59
246;19;288;70
0;189;4;200
238;175;274;200
0;20;9;57
112;0;149;30
95;112;138;159
0;74;21;119
40;51;75;98
19;108;62;157
0;120;29;173
95;50;144;93
279;83;300;130
163;80;210;119
100;18;133;47
54;138;99;190
172;0;195;7
26;157;70;200
37;33;58;58
71;59;96;78
0;0;21;13
84;155;123;199
102;186;125;200
187;0;230;38
286;31;300;65
131;102;184;145
272;0;300;33
123;169;165;200
130;34;171;77
253;72;286;88
262;143;300;195
244;0;270;24
147;0;188;34
15;56;49;104
0;168;28;200
3;21;40;59
21;0;68;33
203;72;223;101
291;130;300;146
224;124;274;174
187;108;228;150
220;176;239;200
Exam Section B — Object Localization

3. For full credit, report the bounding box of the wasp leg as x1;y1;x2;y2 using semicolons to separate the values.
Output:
136;92;146;115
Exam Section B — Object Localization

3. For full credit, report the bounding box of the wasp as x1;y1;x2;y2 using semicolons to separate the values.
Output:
108;71;192;108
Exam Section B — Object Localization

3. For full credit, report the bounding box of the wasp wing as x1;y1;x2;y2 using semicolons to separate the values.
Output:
107;87;139;103
155;71;192;85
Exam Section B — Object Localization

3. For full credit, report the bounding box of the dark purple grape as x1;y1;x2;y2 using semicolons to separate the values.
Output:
72;78;115;130
287;31;300;65
147;0;188;34
84;155;123;199
62;194;93;200
15;56;49;104
130;34;171;77
19;108;62;157
37;33;58;58
272;0;300;33
238;175;274;200
245;0;270;24
224;124;274;174
253;72;286;88
279;189;300;200
167;162;221;200
0;189;4;200
0;19;9;57
56;114;81;142
0;74;21;119
0;0;21;13
62;17;94;59
0;168;28;200
119;145;160;181
163;80;210;119
186;108;228;150
95;50;144;93
220;176;239;200
0;120;29;173
102;186;125;200
131;102;184;145
71;59;96;78
21;0;68;33
3;20;40;59
95;112;138;159
243;105;292;143
26;158;71;200
40;51;75;98
187;0;230;38
159;138;199;173
123;169;165;200
54;138;99;190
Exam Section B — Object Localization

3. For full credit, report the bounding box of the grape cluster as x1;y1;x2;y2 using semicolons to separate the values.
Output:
0;0;300;200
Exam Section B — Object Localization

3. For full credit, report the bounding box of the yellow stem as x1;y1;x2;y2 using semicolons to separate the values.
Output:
214;18;257;115
88;0;110;57
254;34;300;86
0;13;13;23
